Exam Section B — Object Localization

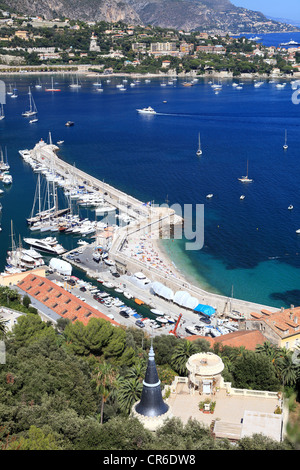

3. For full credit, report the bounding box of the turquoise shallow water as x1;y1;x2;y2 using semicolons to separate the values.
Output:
1;68;300;309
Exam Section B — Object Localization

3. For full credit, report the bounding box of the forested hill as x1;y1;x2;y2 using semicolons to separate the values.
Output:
4;0;300;33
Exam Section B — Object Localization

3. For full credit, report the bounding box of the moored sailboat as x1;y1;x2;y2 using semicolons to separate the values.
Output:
22;87;38;117
196;132;202;156
238;160;253;183
283;129;288;150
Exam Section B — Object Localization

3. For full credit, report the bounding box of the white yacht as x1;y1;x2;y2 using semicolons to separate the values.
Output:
136;106;156;115
23;237;66;255
2;173;12;184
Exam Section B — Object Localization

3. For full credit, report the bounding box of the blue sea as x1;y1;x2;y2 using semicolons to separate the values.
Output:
235;31;300;47
1;47;300;309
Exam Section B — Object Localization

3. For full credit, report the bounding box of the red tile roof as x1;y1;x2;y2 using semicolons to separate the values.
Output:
186;330;267;351
249;306;300;339
17;273;119;327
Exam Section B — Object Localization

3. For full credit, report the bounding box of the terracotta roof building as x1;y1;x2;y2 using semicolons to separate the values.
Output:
17;273;119;327
244;306;300;350
186;330;267;351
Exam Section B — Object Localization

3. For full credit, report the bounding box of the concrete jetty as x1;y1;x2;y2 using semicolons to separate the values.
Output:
21;138;279;323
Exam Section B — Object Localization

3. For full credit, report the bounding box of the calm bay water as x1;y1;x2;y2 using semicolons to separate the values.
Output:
1;64;300;309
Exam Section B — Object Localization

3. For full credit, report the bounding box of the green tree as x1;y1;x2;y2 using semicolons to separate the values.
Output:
171;340;198;375
12;313;56;348
232;350;280;391
8;425;59;450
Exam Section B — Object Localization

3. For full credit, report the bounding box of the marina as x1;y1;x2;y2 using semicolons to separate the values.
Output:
12;133;282;336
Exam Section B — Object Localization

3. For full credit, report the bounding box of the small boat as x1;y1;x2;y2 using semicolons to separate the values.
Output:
156;316;169;324
114;288;123;294
296;229;300;234
206;194;213;199
283;129;288;150
29;118;38;124
196;132;202;156
2;173;12;184
185;326;199;335
240;195;245;200
104;259;114;266
288;205;293;210
65;121;74;127
150;309;165;316
57;140;64;145
102;282;114;288
136;106;156;115
123;291;132;299
238;160;253;183
164;315;175;323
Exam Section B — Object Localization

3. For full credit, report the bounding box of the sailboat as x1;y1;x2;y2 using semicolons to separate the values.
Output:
11;88;18;98
6;84;13;95
69;75;81;88
35;78;42;89
238;160;253;183
6;220;45;272
196;133;202;156
22;87;38;117
0;147;10;171
283;129;288;150
45;77;61;92
0;103;4;120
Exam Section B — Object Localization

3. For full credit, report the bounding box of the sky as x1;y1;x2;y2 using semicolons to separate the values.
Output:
231;0;300;22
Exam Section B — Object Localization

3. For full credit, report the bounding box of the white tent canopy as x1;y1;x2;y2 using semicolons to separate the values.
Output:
151;281;174;301
174;290;199;309
49;258;72;276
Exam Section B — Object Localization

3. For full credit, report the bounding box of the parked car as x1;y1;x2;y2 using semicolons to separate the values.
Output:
135;319;145;328
119;310;129;318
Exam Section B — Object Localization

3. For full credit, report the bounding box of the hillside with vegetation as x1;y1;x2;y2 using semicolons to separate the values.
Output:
3;0;299;33
0;286;300;450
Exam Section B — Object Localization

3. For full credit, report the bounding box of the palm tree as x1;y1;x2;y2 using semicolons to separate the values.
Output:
171;340;198;375
0;315;7;339
276;352;300;387
255;341;278;360
93;361;117;424
116;376;143;415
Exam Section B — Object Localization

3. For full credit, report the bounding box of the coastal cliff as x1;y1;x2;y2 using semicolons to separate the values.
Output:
6;0;300;33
